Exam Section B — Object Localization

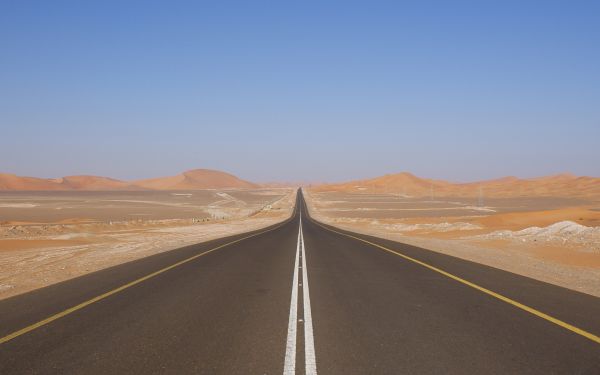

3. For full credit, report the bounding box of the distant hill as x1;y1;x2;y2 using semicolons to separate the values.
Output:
57;176;135;190
133;169;258;190
313;172;600;199
0;173;66;191
0;169;258;191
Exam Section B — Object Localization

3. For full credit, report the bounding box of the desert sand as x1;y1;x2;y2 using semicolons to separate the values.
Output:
305;173;600;297
0;188;296;300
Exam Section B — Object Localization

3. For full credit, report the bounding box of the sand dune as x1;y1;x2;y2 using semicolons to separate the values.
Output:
0;173;137;191
133;169;258;190
0;173;65;191
56;175;136;190
0;169;258;191
315;172;600;199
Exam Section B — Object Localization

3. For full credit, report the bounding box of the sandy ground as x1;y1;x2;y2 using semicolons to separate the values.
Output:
0;189;283;223
305;190;600;297
0;189;296;300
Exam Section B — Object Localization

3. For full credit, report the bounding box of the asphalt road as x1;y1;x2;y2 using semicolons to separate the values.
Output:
1;190;599;374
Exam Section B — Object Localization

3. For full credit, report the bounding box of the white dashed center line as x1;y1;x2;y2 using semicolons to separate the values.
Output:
283;209;317;375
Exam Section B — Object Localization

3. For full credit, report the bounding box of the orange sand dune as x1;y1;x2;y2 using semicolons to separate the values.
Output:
0;173;65;191
57;176;137;190
133;169;258;190
315;172;600;199
0;169;258;191
0;173;136;191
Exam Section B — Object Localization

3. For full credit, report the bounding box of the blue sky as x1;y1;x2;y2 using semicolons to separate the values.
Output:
1;1;599;182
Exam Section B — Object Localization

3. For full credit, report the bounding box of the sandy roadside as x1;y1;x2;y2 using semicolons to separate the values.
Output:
304;189;600;297
0;189;297;300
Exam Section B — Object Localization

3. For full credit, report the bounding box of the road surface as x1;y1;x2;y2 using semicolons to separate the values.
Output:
1;190;599;374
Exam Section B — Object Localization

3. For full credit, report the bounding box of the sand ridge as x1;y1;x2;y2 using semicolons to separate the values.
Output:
0;168;258;191
315;172;600;199
133;169;258;190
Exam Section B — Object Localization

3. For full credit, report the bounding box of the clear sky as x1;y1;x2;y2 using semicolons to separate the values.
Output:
1;1;599;183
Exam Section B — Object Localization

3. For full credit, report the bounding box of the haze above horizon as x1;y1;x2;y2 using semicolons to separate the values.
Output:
2;1;599;183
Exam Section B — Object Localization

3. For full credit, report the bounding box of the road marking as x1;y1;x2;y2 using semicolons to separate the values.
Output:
284;210;318;374
283;224;301;375
0;210;297;346
311;219;600;346
300;216;318;375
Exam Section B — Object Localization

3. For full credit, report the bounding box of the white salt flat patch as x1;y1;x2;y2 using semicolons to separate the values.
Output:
0;203;38;208
464;205;497;212
52;233;94;240
216;192;236;200
323;207;495;212
387;222;482;232
103;199;193;207
473;221;600;246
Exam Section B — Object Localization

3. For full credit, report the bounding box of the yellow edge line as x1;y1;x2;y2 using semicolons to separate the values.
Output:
0;213;295;345
312;220;600;345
